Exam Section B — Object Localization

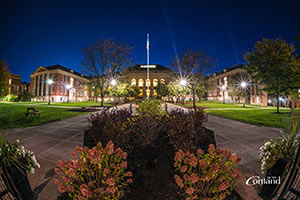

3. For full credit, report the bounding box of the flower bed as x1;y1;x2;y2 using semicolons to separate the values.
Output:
56;100;242;199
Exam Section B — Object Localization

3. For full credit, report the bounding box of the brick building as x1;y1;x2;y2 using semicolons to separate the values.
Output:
8;73;27;95
207;65;268;106
30;65;89;102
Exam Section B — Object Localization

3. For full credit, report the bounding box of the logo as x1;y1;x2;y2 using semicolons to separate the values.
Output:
246;176;281;186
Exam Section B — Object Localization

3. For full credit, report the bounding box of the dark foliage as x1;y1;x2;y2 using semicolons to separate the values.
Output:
167;108;209;153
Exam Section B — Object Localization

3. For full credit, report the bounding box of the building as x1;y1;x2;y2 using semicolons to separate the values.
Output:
8;73;27;95
121;64;176;98
30;65;89;102
207;65;268;106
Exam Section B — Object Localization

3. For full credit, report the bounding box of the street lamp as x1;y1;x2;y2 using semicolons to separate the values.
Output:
110;79;117;86
66;84;71;103
47;79;53;105
221;85;226;104
240;81;248;108
179;79;187;105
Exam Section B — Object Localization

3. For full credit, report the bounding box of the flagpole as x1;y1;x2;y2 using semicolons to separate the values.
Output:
147;33;149;98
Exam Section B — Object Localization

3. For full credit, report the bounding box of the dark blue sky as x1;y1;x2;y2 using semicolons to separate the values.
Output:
1;0;300;82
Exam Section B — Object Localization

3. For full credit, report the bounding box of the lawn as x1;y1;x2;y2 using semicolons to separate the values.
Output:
0;103;91;130
6;101;111;107
205;109;291;129
176;100;258;109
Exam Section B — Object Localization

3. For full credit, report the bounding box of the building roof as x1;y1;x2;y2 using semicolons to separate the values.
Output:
125;64;173;72
212;64;245;77
46;65;88;79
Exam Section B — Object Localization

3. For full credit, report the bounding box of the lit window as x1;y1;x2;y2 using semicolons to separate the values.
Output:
9;78;12;84
153;89;157;96
160;79;165;84
153;78;158;87
146;79;150;87
146;89;150;97
131;79;136;86
138;79;144;87
138;89;143;97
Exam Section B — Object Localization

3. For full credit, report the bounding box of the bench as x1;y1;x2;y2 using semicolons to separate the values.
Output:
24;107;41;117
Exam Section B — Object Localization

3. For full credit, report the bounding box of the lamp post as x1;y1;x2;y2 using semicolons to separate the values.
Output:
240;81;247;108
221;85;226;104
47;79;53;105
180;79;187;105
66;84;71;103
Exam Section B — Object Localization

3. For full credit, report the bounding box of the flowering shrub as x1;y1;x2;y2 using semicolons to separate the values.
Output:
0;134;40;174
136;99;162;115
168;109;208;153
174;145;241;200
54;141;133;200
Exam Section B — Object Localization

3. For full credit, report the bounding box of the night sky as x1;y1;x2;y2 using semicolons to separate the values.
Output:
1;0;300;83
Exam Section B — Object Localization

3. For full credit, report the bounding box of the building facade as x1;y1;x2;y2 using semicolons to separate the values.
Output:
207;65;268;106
30;65;89;102
8;73;27;95
121;64;176;98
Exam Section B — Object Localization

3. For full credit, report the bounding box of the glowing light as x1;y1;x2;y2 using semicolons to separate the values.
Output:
180;79;187;86
66;84;71;89
268;99;272;103
110;79;117;86
240;81;247;88
221;85;226;90
279;97;284;102
47;79;53;85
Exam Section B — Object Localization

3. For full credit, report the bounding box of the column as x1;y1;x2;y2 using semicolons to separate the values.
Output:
37;75;40;97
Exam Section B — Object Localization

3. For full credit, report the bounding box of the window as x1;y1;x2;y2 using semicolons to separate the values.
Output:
153;89;157;96
80;90;84;96
51;85;55;94
146;89;150;97
160;79;165;84
131;79;136;86
138;79;143;87
64;87;66;95
138;89;143;97
60;86;63;94
146;79;150;87
153;78;158;87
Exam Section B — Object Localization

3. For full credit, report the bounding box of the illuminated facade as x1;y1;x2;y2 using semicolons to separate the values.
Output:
121;64;176;98
8;73;27;95
30;65;89;102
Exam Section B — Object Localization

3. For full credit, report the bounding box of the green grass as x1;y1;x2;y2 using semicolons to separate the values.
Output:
205;109;291;128
176;100;254;109
5;101;111;107
0;103;91;130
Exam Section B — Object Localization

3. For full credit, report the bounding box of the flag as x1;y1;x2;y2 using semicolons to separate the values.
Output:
146;40;149;51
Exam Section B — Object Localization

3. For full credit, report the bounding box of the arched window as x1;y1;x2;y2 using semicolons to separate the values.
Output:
138;89;143;97
131;78;136;86
138;79;144;87
146;79;151;87
153;89;157;96
160;79;165;84
153;78;158;87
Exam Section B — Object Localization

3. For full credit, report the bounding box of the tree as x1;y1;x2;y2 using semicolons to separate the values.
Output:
244;38;298;113
109;83;139;102
227;73;245;103
87;79;100;103
82;39;132;106
296;33;300;49
0;59;10;98
157;83;169;99
170;49;215;109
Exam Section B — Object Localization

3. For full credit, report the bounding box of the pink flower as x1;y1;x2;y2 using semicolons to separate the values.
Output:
103;168;110;174
105;141;114;155
218;181;230;191
107;178;116;186
180;165;187;173
174;150;184;161
54;168;61;174
188;173;199;184
232;169;239;177
121;152;127;159
189;155;198;167
115;147;122;157
56;160;64;168
126;171;133;177
229;153;237;162
53;178;62;186
106;186;118;193
121;161;127;169
69;168;77;177
71;151;76;158
185;187;194;195
78;196;85;200
58;185;67;193
208;144;215;153
174;175;184;187
127;178;133;183
67;184;74;192
197;149;204;155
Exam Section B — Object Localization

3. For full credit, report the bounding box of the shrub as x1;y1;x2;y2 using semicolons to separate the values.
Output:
2;94;18;102
168;109;208;153
136;99;162;115
174;145;241;200
0;133;40;174
54;141;133;200
87;109;132;151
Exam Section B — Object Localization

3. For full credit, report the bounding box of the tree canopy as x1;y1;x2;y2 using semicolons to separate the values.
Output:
244;38;300;113
0;59;10;98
